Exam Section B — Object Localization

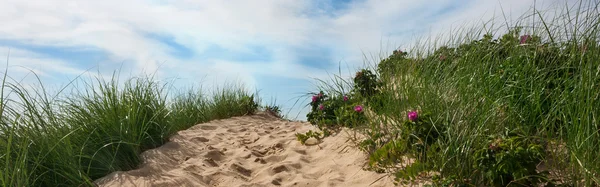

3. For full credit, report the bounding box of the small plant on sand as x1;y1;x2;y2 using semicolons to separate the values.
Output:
264;105;283;118
295;130;324;145
240;95;259;115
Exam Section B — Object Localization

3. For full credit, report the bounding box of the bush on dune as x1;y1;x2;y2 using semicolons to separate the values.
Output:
304;1;600;186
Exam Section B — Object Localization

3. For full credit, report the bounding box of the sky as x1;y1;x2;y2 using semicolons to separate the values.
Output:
0;0;575;120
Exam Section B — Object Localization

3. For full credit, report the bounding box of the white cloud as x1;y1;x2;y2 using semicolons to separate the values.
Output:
0;0;581;119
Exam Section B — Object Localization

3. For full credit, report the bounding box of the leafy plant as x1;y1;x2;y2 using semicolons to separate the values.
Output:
264;105;283;118
474;130;546;186
353;69;381;98
295;130;324;145
378;49;409;77
402;111;445;161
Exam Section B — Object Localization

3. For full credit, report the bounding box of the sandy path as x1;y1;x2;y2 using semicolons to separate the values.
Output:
95;113;396;187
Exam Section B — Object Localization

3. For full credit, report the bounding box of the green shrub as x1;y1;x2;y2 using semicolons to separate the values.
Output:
378;49;409;77
353;69;381;98
474;131;546;186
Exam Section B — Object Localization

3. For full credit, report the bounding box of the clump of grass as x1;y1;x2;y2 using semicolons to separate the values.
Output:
0;70;259;186
305;1;600;186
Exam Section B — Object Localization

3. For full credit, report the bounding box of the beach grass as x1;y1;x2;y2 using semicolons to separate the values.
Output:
0;71;259;186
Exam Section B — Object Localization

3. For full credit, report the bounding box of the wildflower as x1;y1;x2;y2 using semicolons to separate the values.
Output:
439;55;446;61
318;93;323;98
343;95;349;101
519;35;531;44
318;104;324;110
407;111;418;122
354;105;363;113
396;48;403;54
312;95;318;103
489;138;502;151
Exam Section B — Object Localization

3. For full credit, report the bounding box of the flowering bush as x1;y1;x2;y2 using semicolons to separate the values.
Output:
519;35;531;44
306;91;337;127
306;91;367;129
400;111;445;161
366;110;445;179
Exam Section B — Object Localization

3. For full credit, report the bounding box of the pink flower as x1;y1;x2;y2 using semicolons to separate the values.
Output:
343;95;349;101
520;35;531;44
318;104;324;110
311;95;318;103
396;48;403;54
354;105;363;113
318;93;323;98
407;111;418;122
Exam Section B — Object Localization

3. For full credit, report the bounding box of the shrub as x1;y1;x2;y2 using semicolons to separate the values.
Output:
378;49;409;77
306;91;337;127
306;91;367;128
473;130;546;186
353;69;381;98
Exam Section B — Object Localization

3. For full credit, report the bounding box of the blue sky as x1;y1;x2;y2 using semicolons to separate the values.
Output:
0;0;570;119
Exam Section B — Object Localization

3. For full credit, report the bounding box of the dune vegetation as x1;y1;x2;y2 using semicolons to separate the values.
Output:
1;1;599;187
302;1;599;186
0;71;262;186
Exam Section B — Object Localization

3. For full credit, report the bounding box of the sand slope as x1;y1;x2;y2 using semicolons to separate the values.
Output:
95;113;396;187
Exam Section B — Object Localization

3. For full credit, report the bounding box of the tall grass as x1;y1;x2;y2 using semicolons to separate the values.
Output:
0;70;259;186
307;1;599;186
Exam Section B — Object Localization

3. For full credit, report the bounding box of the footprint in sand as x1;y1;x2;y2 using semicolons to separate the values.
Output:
192;137;210;143
204;150;224;161
230;163;252;177
272;165;288;174
200;125;218;130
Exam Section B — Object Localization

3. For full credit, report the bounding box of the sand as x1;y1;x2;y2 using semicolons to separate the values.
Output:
94;113;398;187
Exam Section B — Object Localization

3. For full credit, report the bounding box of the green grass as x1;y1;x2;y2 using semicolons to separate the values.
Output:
306;1;600;186
0;70;259;186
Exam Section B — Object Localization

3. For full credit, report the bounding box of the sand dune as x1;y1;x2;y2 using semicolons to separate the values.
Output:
94;113;397;187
